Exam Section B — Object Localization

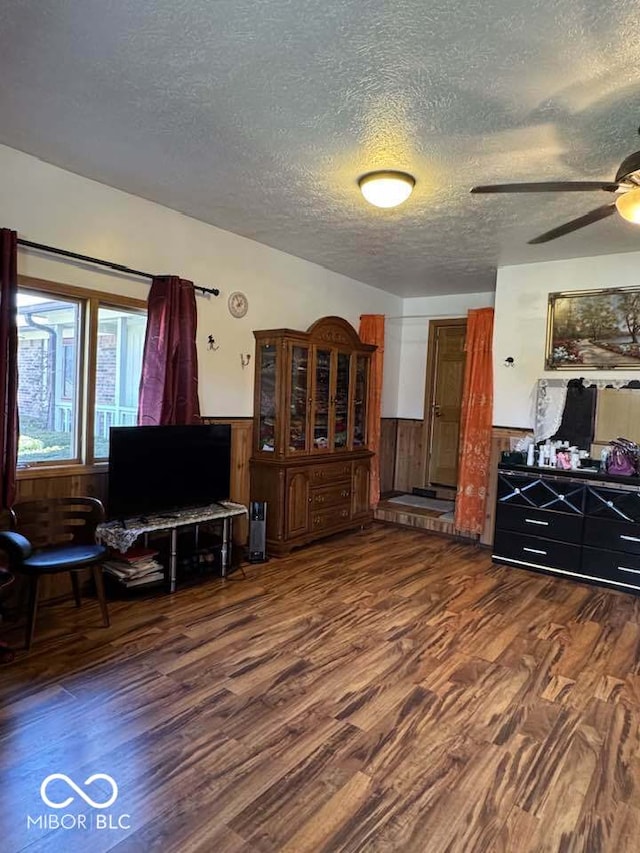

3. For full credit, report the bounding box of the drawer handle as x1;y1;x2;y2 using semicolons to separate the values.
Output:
619;566;640;575
620;535;640;543
523;547;547;555
525;518;549;526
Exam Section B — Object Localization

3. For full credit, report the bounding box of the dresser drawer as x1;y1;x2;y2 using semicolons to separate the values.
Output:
582;547;640;591
309;462;352;484
311;505;351;531
583;518;640;555
497;472;585;514
493;530;581;573
585;485;640;523
496;504;583;544
311;482;351;509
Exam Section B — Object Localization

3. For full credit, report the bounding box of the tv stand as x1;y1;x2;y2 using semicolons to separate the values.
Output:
97;502;248;592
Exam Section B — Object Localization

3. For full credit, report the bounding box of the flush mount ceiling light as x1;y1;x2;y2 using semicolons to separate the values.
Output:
615;187;640;224
358;171;415;208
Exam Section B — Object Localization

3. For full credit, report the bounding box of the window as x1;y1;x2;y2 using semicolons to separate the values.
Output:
93;306;146;458
17;278;146;469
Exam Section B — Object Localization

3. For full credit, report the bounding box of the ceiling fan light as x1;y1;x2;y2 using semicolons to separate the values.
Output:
615;188;640;224
358;171;415;208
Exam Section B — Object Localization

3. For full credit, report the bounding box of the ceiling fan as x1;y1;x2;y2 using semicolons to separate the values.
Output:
470;149;640;244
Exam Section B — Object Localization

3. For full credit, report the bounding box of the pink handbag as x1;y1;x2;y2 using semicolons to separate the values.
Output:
606;439;638;477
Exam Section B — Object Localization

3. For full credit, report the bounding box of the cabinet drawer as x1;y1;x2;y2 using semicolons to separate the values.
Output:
582;547;640;591
309;462;352;484
311;483;351;509
497;472;585;514
495;504;583;544
585;485;640;523
311;505;351;531
583;518;640;555
493;530;581;573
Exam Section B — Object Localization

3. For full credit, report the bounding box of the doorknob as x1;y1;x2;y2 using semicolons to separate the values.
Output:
432;404;442;417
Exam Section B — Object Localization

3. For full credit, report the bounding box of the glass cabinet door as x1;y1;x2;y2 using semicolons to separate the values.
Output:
333;351;350;450
287;344;309;454
258;343;277;453
353;355;369;448
312;348;331;451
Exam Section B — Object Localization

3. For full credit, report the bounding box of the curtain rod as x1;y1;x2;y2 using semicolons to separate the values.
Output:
17;238;220;297
385;312;467;320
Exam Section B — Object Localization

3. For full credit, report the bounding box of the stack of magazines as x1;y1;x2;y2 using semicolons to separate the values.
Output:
103;546;165;588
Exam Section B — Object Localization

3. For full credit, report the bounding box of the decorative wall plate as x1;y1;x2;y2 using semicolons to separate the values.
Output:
228;291;248;318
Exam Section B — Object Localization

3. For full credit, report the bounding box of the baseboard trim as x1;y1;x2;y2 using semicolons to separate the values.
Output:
412;487;437;498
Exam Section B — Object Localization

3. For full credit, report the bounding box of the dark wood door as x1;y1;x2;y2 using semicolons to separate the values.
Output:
285;470;310;538
351;460;371;518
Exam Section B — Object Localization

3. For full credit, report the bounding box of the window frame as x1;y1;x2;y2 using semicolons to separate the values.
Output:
17;274;147;480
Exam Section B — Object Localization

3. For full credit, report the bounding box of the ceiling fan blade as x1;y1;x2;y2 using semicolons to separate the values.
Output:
471;181;619;193
527;203;616;244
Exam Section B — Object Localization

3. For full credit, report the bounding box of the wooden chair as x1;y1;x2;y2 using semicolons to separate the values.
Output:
0;563;15;664
0;497;110;649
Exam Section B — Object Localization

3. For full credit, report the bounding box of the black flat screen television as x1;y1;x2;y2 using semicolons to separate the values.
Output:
107;424;231;520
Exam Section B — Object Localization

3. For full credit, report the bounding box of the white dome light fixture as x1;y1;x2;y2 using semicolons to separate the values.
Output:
358;171;415;208
615;187;640;224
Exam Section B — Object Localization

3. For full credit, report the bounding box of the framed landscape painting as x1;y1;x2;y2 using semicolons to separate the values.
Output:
546;286;640;369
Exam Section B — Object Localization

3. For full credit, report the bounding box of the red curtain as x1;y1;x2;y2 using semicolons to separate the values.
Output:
138;276;201;426
454;307;494;536
358;314;384;508
0;229;19;510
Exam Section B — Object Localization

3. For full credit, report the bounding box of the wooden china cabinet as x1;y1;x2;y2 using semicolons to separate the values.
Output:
250;316;375;555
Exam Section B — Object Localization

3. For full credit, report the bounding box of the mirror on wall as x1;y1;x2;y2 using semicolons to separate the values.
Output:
535;378;640;457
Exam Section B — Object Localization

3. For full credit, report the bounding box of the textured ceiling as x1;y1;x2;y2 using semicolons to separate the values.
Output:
1;0;640;296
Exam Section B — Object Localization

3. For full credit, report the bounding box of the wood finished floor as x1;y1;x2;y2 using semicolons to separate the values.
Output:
2;524;640;852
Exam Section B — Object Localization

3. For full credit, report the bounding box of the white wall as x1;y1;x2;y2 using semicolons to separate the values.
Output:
494;251;640;427
394;292;495;419
0;144;403;417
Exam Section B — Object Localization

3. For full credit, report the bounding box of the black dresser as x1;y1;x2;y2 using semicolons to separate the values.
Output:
493;463;640;594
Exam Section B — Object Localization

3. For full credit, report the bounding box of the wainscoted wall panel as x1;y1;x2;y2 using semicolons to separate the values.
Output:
204;418;252;546
394;419;425;493
379;417;433;495
16;470;108;505
379;419;397;495
480;426;533;546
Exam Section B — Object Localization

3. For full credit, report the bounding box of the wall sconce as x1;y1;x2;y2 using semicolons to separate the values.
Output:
504;356;515;367
240;353;251;369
